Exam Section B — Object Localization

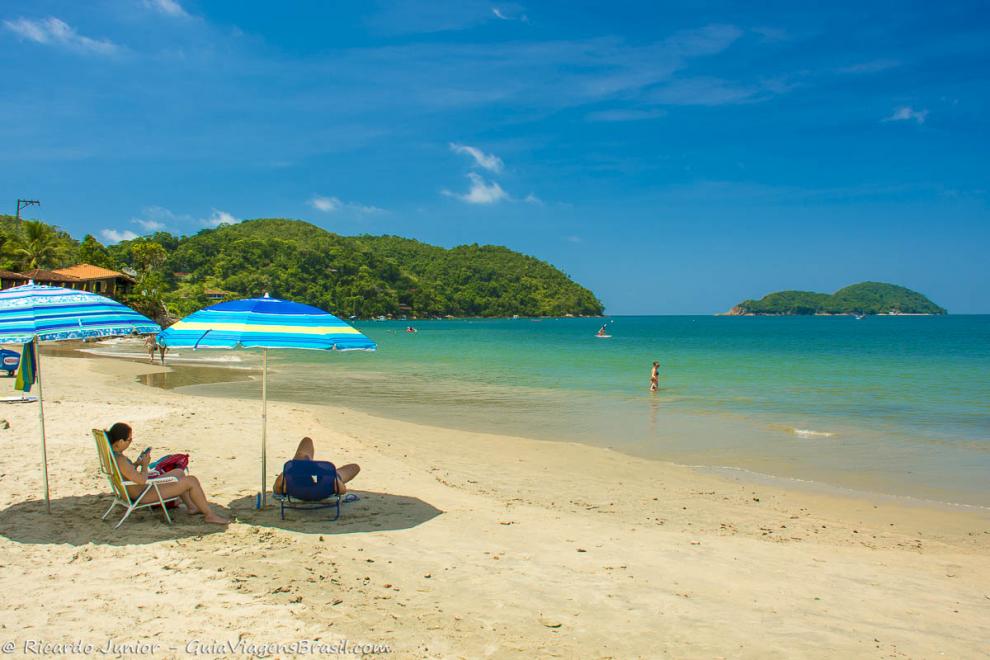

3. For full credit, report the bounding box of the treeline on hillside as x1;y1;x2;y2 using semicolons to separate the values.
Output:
0;216;603;322
731;282;946;315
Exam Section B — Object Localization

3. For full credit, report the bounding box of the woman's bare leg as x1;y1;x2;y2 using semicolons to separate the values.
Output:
159;469;199;513
140;475;228;524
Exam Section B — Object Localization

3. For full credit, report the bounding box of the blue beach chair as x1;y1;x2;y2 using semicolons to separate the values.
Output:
272;460;357;521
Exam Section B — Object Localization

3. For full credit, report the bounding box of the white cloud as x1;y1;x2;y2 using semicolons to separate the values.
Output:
566;235;582;243
492;6;529;22
3;17;118;55
129;205;190;232
309;195;386;215
369;0;513;35
349;203;387;215
443;173;509;205
100;229;139;244
523;193;543;205
142;0;189;17
133;218;166;231
586;108;666;122
885;106;928;124
450;143;504;173
310;196;342;212
203;209;239;227
648;77;763;106
836;59;899;75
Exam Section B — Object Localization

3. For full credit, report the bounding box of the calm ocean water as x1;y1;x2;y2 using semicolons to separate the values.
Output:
151;316;990;506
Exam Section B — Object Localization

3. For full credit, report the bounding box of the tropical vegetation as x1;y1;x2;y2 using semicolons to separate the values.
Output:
0;216;604;322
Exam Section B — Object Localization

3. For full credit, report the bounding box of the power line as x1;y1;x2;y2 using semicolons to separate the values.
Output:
16;199;41;222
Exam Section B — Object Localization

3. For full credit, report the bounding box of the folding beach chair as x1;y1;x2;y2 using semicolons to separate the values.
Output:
272;459;355;521
92;429;181;529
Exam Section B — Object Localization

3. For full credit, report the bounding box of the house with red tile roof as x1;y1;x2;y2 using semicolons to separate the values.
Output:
51;263;135;296
0;263;135;296
19;268;81;288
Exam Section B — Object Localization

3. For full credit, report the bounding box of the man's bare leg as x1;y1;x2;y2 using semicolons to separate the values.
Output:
335;463;360;494
273;437;317;494
294;436;315;461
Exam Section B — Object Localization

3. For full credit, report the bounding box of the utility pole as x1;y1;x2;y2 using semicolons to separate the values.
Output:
16;199;40;222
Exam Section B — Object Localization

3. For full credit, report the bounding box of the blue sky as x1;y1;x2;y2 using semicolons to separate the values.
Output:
2;0;988;313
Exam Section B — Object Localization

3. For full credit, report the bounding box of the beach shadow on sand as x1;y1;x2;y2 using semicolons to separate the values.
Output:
0;495;229;546
226;490;443;535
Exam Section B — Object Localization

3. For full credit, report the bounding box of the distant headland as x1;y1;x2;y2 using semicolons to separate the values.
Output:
723;282;947;316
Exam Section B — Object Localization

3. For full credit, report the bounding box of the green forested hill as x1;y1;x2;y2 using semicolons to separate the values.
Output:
0;216;603;320
155;219;603;318
731;282;946;315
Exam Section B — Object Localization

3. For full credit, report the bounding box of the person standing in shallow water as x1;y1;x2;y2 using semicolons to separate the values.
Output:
650;361;660;392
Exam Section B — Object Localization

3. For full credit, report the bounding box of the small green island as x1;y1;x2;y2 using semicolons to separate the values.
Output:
725;282;946;316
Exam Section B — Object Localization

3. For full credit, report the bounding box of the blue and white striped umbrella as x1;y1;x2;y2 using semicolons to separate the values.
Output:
0;283;161;342
0;283;162;513
158;294;375;506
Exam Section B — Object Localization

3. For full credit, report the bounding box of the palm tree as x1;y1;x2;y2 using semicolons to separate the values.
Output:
8;221;64;270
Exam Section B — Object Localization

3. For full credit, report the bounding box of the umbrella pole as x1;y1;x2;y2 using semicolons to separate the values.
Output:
35;337;51;514
260;348;268;509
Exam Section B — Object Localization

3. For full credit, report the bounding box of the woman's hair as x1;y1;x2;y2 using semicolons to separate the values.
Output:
107;422;132;446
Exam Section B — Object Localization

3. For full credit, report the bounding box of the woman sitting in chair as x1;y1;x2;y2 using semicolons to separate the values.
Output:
272;436;360;496
108;422;229;525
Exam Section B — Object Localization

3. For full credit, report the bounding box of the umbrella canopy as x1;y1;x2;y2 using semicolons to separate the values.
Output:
0;283;160;341
157;295;376;351
0;283;162;512
158;294;375;506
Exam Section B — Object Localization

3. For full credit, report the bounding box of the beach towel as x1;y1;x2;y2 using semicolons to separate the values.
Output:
15;341;35;393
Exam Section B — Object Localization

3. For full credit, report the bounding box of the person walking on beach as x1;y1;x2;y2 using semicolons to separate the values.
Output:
158;343;168;365
650;361;660;392
144;335;158;364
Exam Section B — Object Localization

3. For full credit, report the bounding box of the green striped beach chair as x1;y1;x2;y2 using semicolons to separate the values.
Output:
92;428;181;529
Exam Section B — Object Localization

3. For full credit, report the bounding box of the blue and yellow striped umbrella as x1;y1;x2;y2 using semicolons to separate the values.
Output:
157;294;376;351
158;294;375;507
0;283;161;513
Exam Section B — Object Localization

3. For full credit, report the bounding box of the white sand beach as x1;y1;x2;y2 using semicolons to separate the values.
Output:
1;351;988;658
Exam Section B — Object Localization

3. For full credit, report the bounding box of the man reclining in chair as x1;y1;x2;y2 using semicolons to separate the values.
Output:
272;436;360;496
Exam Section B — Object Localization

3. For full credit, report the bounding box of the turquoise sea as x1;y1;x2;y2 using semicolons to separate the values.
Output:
161;316;990;507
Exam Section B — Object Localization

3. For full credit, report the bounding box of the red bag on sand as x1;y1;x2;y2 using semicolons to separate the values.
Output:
152;453;190;474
